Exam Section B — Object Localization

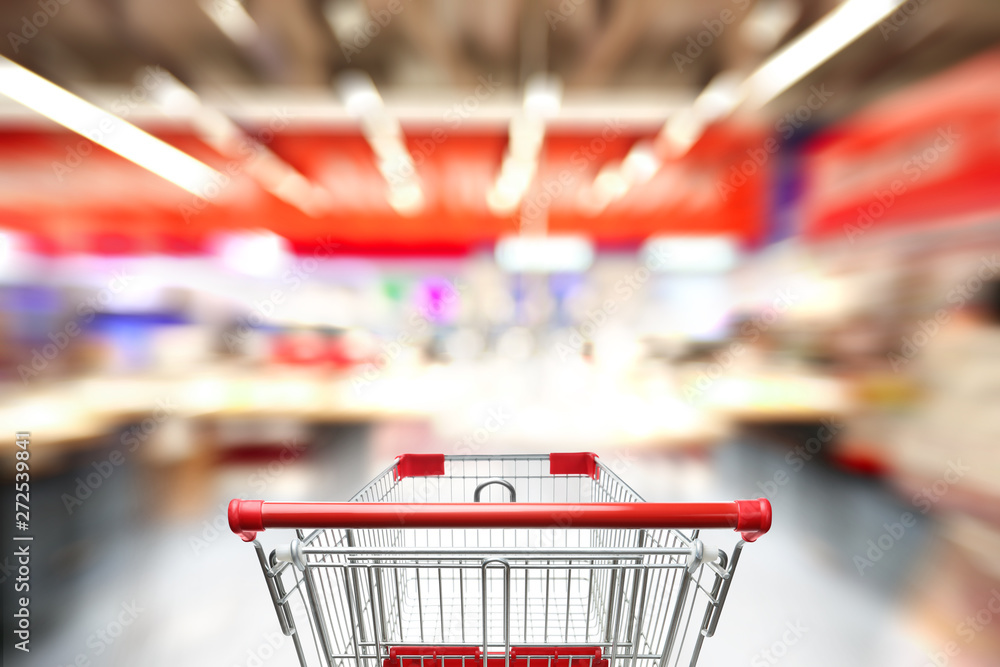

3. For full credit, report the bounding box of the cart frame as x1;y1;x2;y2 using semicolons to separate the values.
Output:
230;453;770;667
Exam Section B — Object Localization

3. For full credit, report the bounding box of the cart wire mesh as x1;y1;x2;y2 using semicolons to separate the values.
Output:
245;455;749;667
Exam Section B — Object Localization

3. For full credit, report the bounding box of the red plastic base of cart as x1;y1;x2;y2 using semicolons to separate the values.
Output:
385;646;610;667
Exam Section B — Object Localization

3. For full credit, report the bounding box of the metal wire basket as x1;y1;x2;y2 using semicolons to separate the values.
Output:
229;453;771;667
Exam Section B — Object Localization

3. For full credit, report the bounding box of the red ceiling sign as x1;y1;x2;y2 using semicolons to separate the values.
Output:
802;48;1000;241
0;118;766;254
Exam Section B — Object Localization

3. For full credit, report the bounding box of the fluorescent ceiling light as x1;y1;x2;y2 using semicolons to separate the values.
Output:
337;69;425;215
487;73;562;215
337;70;383;117
324;0;369;44
650;0;902;161
149;71;328;215
660;107;704;157
593;164;629;202
508;113;545;160
621;142;660;186
269;172;327;216
362;114;402;143
658;71;744;159
199;0;259;47
743;0;906;108
486;186;520;217
0;57;219;196
387;181;425;216
523;73;563;118
378;152;416;182
694;71;745;122
741;0;800;51
495;234;594;274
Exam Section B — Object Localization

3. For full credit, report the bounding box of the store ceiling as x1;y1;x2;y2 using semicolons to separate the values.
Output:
1;0;999;253
1;0;998;121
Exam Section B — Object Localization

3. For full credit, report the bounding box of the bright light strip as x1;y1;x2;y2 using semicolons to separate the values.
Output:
199;0;259;46
658;70;744;159
561;0;903;216
488;74;562;217
0;229;31;280
523;74;563;118
660;107;704;158
621;141;660;185
214;229;291;278
693;71;745;121
0;57;219;196
593;164;629;202
486;186;519;216
387;181;425;217
741;0;800;51
324;1;369;44
338;71;384;118
579;68;736;211
657;0;904;157
743;0;906;108
641;235;739;273
508;113;545;160
337;70;425;215
151;72;329;215
495;234;594;273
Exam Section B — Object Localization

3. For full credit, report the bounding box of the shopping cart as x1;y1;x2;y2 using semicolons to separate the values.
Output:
229;453;771;667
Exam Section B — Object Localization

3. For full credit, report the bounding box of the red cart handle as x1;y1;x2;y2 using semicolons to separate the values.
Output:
229;498;771;543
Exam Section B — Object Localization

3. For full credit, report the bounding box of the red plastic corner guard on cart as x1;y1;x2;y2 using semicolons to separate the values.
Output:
394;453;446;480
549;452;599;479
